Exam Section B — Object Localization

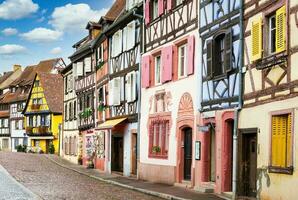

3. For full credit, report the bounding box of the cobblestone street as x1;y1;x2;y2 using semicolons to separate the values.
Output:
0;152;162;200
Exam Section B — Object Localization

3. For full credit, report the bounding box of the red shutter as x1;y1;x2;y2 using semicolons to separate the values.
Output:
145;0;151;25
187;35;195;75
161;45;173;83
167;0;172;11
142;55;150;88
158;0;164;16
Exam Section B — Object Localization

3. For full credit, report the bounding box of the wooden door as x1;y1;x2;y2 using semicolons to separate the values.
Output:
112;136;123;172
131;133;137;175
184;128;192;180
241;133;257;197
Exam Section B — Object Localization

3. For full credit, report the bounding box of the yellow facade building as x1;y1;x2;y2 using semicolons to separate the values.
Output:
23;72;63;154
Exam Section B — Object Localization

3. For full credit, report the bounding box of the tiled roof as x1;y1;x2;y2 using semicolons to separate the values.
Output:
104;0;126;21
0;72;13;85
38;72;63;114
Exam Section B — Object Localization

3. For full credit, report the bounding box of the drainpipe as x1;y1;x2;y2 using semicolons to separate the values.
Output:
232;0;244;199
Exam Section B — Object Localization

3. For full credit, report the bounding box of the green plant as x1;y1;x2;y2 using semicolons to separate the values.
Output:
16;145;27;152
79;108;93;119
97;104;106;112
96;61;105;70
49;143;55;154
152;146;161;153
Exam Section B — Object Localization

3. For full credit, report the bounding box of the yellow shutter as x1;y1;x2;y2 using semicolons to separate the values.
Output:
271;115;287;167
276;5;286;53
251;17;263;61
287;114;292;167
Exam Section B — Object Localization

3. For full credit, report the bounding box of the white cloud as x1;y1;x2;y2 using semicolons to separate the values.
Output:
2;28;18;36
0;44;26;55
49;3;107;32
50;47;62;55
21;28;63;43
0;0;38;20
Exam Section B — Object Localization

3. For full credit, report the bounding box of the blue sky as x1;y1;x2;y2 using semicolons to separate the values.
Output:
0;0;114;73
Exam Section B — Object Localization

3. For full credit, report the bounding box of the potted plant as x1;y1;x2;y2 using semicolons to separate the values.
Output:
97;104;106;112
152;146;161;154
49;143;55;154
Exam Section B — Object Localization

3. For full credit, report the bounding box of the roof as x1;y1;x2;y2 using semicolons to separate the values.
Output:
0;72;13;85
38;72;63;113
86;21;101;29
3;58;63;104
104;0;126;21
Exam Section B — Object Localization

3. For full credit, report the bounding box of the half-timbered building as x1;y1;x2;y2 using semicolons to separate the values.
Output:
69;21;101;167
139;0;198;186
4;59;64;152
197;0;242;195
0;66;22;151
96;0;142;176
238;0;298;199
90;0;125;172
61;64;79;163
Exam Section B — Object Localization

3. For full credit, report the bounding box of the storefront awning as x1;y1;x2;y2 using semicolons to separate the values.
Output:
97;118;127;130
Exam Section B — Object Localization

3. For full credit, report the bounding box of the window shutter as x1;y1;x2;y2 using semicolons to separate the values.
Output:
251;17;263;61
5;119;8;127
224;29;233;73
84;57;92;73
123;27;127;51
287;114;292;167
161;45;173;83
167;0;172;11
187;35;195;75
145;0;151;25
46;115;50;127
158;0;164;16
126;73;132;102
127;21;136;50
108;81;113;106
37;116;41;127
26;117;29;127
73;63;77;78
131;72;137;101
276;5;286;53
119;30;123;55
33;116;36;127
77;62;83;76
206;39;213;78
271;116;287;167
113;78;121;105
141;55;150;88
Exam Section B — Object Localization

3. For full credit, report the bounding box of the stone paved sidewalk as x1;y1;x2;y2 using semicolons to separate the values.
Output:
46;155;224;200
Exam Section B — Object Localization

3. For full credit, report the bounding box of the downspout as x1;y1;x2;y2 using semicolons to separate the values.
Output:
134;5;144;177
232;0;244;199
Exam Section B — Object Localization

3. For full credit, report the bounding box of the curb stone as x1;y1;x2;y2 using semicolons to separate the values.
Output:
45;155;190;200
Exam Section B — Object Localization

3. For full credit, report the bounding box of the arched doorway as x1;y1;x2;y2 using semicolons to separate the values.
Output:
176;93;194;184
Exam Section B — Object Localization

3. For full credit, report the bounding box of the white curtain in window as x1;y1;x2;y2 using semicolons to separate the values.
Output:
77;62;83;76
113;78;121;105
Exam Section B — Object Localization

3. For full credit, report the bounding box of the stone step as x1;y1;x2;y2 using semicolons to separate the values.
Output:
194;182;215;193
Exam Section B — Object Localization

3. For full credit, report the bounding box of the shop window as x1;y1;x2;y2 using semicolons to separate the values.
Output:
149;120;169;158
270;112;293;174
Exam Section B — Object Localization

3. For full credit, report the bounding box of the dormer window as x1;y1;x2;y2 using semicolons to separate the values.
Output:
10;87;16;93
34;80;40;87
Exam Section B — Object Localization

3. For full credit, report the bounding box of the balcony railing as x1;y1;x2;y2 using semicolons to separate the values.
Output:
26;126;52;136
78;107;95;129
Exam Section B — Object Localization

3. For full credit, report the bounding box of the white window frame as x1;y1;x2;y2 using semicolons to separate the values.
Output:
178;44;187;79
155;55;162;85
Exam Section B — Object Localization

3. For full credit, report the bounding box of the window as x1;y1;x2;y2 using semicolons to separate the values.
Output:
155;55;161;85
41;115;46;126
34;80;40;87
69;102;73;120
74;101;77;119
269;15;276;54
97;44;104;63
149;120;170;158
270;112;293;174
29;116;33;127
214;34;225;77
65;76;68;93
178;44;187;78
151;0;158;20
206;30;232;79
15;120;19;130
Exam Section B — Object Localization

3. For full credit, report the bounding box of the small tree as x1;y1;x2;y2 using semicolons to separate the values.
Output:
49;143;55;154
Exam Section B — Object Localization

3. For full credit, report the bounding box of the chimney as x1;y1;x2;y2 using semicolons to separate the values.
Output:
13;65;22;72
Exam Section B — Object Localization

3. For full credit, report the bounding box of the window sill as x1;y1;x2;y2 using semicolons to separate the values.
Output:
148;154;168;159
268;166;293;175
